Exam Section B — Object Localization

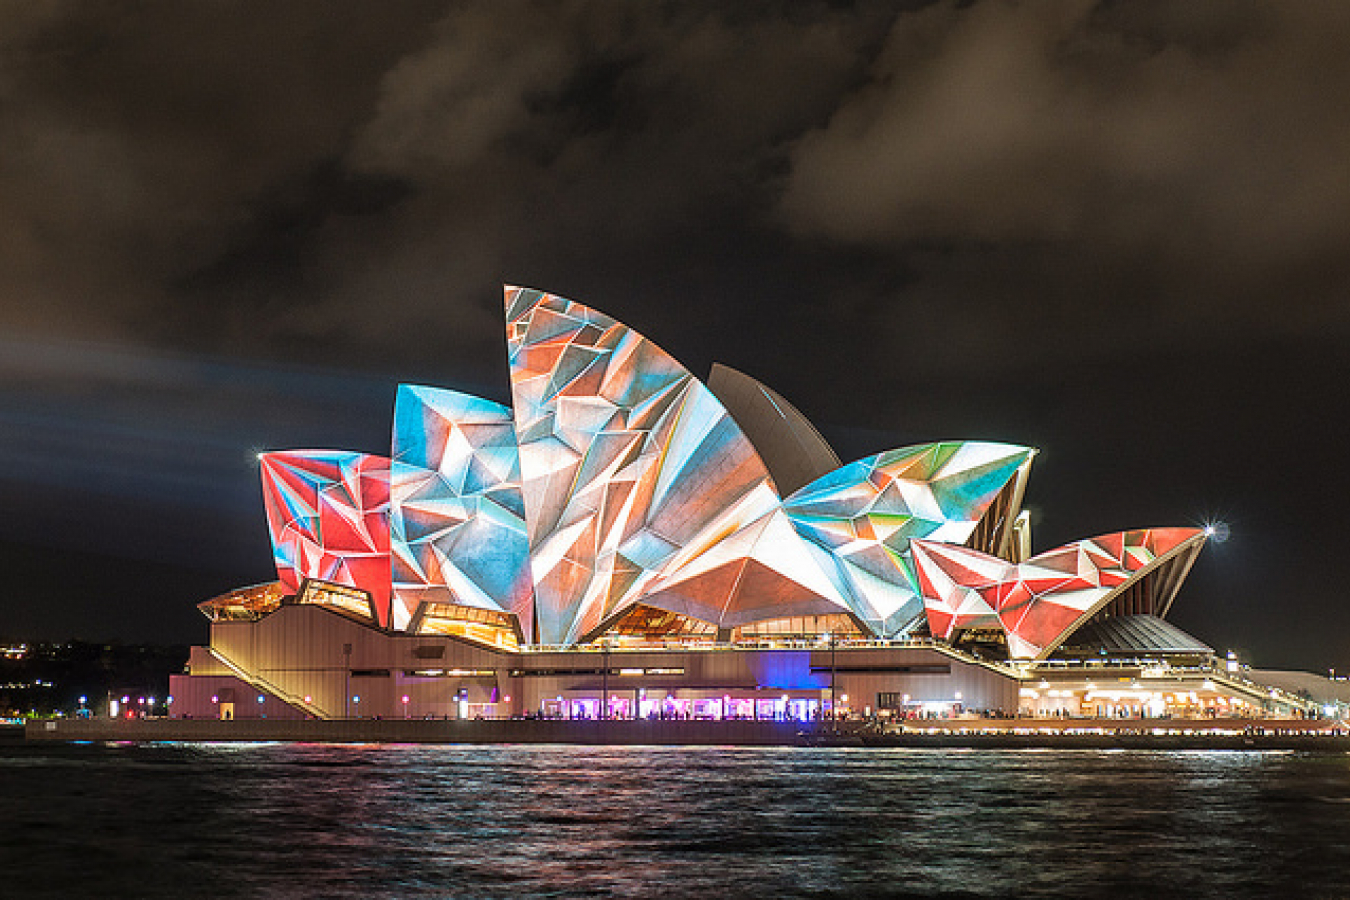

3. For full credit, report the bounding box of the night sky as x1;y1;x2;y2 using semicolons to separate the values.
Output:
2;2;1347;671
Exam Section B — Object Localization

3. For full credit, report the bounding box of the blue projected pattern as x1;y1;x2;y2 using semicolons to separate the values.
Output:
389;385;533;635
783;443;1035;636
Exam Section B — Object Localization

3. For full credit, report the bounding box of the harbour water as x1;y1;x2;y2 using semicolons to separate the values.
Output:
3;739;1350;898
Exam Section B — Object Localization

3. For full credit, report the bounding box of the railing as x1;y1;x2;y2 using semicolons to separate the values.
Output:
207;647;330;720
521;637;952;654
514;637;1024;680
1204;666;1317;711
1021;658;1320;713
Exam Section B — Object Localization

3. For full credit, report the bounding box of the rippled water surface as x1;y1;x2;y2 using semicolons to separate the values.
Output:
4;740;1350;898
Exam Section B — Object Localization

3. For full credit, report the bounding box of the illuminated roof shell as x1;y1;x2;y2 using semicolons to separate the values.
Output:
783;442;1035;637
259;451;392;628
913;528;1207;660
389;385;533;635
504;286;787;645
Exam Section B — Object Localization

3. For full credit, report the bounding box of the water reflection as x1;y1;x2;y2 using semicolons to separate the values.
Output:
3;743;1350;898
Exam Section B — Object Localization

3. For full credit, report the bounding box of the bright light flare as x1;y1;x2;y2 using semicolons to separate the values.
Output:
1202;521;1230;543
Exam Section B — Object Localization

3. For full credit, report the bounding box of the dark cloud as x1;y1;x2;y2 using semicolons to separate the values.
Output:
780;0;1350;367
0;1;1345;668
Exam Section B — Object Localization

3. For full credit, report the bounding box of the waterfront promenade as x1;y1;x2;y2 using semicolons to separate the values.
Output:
22;716;1350;750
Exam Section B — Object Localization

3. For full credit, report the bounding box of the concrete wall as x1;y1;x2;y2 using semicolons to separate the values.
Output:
175;605;1020;720
196;605;512;720
168;674;307;720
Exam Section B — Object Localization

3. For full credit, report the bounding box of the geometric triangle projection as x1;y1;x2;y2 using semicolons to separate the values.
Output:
912;528;1207;661
504;286;780;645
783;442;1034;638
389;385;534;636
259;450;392;628
254;285;1068;654
636;506;854;632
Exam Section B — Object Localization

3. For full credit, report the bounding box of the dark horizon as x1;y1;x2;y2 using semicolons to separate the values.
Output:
2;2;1347;672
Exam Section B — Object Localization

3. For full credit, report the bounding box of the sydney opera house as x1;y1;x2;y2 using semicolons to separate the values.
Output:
170;287;1290;722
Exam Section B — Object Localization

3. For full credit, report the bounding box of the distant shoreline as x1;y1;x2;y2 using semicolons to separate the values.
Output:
20;717;1350;752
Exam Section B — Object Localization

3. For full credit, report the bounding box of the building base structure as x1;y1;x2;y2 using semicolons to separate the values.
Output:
168;602;1314;725
170;604;1021;722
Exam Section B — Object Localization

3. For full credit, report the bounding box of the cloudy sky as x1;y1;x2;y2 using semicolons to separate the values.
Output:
1;1;1346;668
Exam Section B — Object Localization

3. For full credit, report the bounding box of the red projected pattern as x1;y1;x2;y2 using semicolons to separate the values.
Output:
913;528;1206;660
260;452;392;628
